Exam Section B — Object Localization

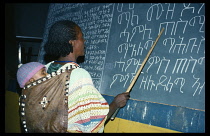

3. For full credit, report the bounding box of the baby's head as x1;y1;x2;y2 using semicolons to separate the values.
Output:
17;62;48;88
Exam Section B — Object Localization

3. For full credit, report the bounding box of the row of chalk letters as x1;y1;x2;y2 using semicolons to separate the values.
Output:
109;73;204;97
115;3;204;22
113;56;205;75
117;36;204;59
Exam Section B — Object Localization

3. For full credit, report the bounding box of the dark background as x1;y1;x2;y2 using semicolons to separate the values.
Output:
5;3;50;91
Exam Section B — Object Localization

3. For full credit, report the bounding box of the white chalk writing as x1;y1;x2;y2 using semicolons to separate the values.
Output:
107;3;205;99
39;3;205;109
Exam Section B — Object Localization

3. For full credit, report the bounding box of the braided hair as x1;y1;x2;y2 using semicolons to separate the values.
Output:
44;20;79;58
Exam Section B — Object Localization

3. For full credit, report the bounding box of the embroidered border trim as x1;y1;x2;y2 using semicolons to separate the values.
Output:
23;65;79;90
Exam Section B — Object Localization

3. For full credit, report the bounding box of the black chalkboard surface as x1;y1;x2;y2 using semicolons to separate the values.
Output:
38;3;205;110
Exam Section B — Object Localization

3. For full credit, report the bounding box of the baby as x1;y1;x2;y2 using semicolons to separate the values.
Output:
17;62;48;88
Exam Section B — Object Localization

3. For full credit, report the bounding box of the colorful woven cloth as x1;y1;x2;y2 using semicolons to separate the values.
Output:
45;62;109;133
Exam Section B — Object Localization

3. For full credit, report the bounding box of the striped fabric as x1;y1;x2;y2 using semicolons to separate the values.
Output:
45;62;109;133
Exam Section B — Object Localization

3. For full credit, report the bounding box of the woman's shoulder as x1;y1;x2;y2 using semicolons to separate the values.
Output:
45;62;92;79
68;67;93;88
71;68;91;79
72;67;88;72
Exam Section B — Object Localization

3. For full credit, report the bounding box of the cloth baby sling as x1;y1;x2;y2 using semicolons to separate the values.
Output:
19;68;73;133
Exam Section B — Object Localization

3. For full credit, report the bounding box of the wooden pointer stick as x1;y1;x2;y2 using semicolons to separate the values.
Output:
110;28;165;121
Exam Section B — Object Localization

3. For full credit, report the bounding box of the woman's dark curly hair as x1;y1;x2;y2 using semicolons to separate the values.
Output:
44;20;79;57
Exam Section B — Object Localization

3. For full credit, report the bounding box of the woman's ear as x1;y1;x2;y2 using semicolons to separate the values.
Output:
69;40;74;53
69;40;74;46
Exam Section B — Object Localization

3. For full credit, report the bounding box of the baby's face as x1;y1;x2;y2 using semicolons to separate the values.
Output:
32;67;48;80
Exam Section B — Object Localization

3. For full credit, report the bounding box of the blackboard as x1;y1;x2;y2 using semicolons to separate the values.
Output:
38;3;205;110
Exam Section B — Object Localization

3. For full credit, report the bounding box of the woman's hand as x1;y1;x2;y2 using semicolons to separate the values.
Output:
113;92;130;108
106;92;130;121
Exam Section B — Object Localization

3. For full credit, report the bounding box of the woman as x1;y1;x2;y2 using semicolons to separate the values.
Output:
44;20;130;133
